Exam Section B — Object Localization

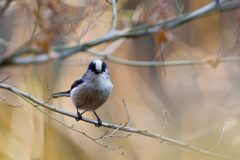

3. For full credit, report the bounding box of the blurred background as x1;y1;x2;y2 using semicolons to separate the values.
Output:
1;0;240;159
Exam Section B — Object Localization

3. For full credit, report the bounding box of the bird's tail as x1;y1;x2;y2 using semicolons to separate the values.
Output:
52;91;70;98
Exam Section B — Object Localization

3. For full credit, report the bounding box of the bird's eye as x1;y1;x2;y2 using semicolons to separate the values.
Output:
102;62;107;72
88;62;95;70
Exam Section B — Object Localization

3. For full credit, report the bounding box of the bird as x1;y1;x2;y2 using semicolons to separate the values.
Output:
52;60;113;127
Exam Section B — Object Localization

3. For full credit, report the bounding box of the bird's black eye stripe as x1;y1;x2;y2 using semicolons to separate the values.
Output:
88;61;99;73
88;62;95;70
102;62;107;72
88;60;107;74
71;79;84;90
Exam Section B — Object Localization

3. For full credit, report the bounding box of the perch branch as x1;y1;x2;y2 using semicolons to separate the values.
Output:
1;82;125;155
0;83;239;160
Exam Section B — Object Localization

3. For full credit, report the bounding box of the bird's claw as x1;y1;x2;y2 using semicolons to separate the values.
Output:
76;111;82;121
95;119;102;127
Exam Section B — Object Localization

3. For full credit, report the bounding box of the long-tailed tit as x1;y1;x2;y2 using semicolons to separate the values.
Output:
52;60;113;127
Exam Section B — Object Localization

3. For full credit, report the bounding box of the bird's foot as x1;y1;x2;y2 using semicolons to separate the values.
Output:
76;111;82;121
95;118;102;127
93;111;102;127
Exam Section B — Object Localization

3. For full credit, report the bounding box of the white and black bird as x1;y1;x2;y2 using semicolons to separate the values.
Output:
52;60;113;127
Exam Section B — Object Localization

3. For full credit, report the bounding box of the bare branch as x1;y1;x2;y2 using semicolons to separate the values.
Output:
0;38;20;48
0;75;10;83
0;83;239;160
209;122;226;152
173;0;185;15
1;0;240;67
86;49;240;67
1;47;45;65
3;46;240;68
0;96;23;108
122;99;131;127
96;123;131;140
0;0;14;16
110;0;117;31
26;0;41;45
159;107;176;135
219;0;240;11
35;102;125;155
1;82;125;155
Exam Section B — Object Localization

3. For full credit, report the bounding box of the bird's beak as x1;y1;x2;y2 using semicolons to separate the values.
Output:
96;69;101;74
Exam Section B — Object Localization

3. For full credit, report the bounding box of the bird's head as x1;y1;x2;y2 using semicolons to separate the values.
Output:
88;60;108;74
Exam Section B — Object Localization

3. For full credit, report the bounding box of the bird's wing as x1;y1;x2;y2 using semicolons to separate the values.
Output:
70;77;85;90
52;74;86;98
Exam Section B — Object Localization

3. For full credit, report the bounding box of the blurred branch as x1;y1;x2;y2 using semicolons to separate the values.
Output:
0;38;20;48
0;96;23;108
0;82;125;155
159;107;176;135
1;0;240;67
110;0;117;31
174;0;185;15
0;47;45;65
123;99;131;127
2;46;240;67
0;0;14;16
0;82;239;160
0;75;10;83
87;49;240;67
26;0;40;45
219;0;240;11
209;122;226;152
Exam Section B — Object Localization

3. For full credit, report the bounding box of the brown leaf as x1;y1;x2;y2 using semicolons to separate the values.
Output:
154;28;167;44
206;56;221;69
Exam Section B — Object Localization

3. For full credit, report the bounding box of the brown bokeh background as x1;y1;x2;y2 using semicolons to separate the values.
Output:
1;0;240;160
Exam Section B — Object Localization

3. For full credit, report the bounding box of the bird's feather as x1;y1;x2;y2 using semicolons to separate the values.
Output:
71;78;84;90
52;91;70;98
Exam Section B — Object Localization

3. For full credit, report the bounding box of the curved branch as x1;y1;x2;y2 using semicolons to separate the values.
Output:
1;0;240;66
0;83;239;160
86;49;240;67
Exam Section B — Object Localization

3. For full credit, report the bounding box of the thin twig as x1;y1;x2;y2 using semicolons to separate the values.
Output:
0;75;10;83
209;122;226;152
0;96;23;108
173;0;185;15
122;99;131;127
159;107;176;134
96;124;131;140
26;0;41;45
35;106;126;155
0;83;239;160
